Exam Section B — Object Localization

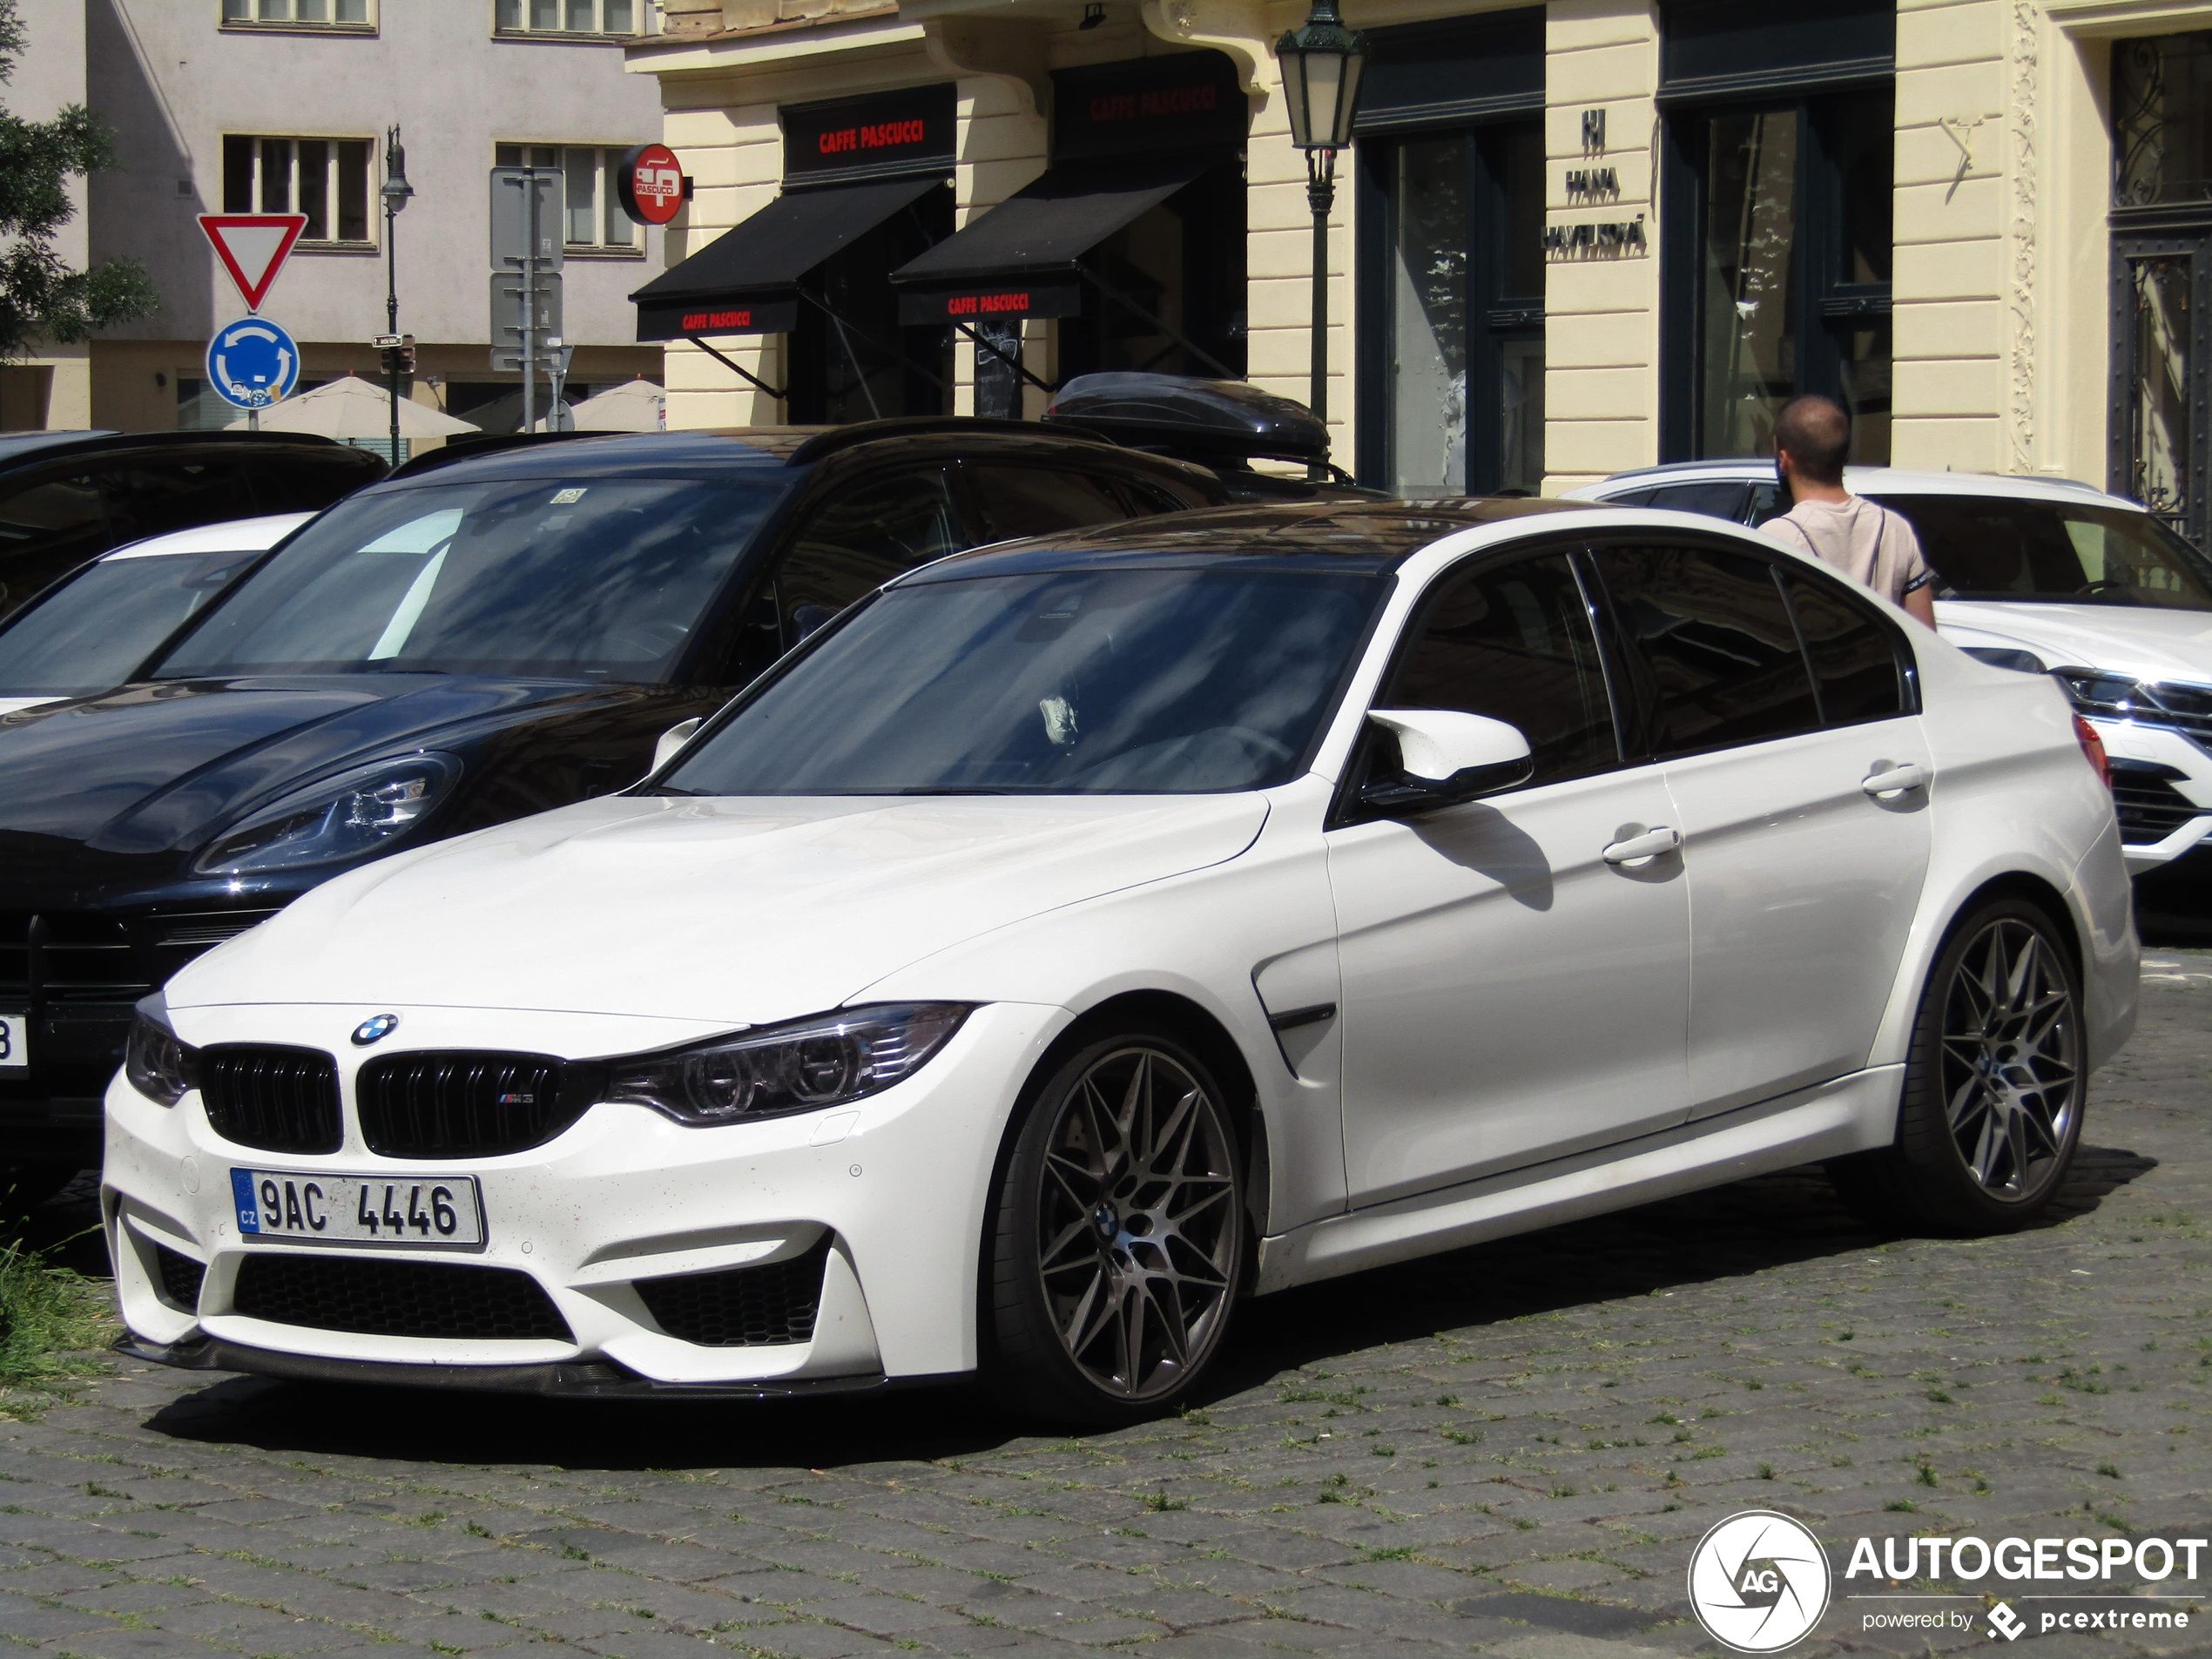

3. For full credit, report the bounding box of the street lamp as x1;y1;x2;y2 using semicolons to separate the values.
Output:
1275;0;1366;480
381;126;414;465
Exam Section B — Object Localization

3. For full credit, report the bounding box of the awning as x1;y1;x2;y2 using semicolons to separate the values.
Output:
631;175;944;341
889;154;1212;327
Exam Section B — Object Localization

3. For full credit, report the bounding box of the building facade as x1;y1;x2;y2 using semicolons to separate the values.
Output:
3;0;669;440
626;0;2212;526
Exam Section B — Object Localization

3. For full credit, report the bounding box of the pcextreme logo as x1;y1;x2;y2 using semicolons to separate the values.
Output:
1689;1514;2207;1650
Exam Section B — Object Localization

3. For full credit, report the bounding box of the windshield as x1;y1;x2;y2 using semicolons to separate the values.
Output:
661;564;1386;796
1875;495;2212;610
0;549;263;696
155;476;779;679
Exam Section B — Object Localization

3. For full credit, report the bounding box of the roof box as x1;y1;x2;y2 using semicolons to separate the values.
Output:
1042;373;1328;463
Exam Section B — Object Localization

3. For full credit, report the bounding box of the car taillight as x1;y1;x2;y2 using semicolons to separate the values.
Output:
2074;715;2110;788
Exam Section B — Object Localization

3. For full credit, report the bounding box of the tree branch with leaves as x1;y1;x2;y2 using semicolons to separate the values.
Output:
0;0;156;361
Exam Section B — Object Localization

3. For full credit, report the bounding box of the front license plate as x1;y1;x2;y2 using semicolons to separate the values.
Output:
0;1011;24;1073
231;1169;486;1250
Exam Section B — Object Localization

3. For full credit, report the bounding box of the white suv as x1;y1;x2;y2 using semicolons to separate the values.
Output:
1567;464;2212;888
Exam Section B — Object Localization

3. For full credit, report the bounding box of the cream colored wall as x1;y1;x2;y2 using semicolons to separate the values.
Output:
1542;0;1659;491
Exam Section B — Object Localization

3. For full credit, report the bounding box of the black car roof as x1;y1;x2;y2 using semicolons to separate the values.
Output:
366;421;1229;492
0;428;360;471
902;496;1594;581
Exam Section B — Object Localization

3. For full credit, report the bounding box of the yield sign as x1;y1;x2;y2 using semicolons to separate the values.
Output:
198;213;307;311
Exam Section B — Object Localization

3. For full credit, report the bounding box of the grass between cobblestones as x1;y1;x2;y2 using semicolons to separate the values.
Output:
0;1237;113;1419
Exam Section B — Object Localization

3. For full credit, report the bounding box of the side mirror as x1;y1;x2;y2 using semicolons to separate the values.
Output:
652;717;703;774
1359;709;1533;813
789;603;835;644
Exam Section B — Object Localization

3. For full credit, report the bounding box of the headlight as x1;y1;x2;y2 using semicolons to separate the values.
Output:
192;752;461;876
2052;668;2151;718
125;998;199;1108
604;1003;973;1127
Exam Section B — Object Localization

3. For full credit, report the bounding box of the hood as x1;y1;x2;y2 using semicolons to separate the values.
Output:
168;792;1271;1026
1936;601;2212;685
0;676;631;867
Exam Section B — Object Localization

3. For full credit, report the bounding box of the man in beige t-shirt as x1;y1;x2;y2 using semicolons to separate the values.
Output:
1759;395;1938;628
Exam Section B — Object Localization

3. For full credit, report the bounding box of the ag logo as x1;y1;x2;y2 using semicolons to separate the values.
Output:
1687;1510;1831;1652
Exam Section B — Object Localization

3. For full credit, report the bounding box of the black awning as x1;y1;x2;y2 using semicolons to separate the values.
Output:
888;155;1212;326
631;174;944;341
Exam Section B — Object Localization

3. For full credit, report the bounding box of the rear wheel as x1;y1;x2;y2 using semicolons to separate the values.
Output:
985;1030;1244;1425
1830;900;2085;1234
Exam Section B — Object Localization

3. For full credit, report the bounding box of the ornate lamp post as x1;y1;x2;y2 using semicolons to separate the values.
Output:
381;127;415;464
1275;0;1367;480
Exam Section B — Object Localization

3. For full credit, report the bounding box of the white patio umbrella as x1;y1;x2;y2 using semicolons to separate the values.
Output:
560;378;665;432
228;374;481;439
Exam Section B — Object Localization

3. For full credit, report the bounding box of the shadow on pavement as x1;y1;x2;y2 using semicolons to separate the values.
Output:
135;1146;2155;1471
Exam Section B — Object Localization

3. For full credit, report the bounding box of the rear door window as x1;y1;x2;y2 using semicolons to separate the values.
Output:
245;453;381;514
1777;565;1907;725
1595;543;1823;757
1641;481;1753;522
0;473;111;617
968;465;1134;542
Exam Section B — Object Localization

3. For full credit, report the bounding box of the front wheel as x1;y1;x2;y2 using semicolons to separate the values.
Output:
985;1031;1244;1425
1831;900;2086;1234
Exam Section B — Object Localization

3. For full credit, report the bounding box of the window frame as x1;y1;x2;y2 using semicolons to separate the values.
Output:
491;0;651;38
220;0;377;31
1579;528;1920;763
490;144;644;253
221;133;377;247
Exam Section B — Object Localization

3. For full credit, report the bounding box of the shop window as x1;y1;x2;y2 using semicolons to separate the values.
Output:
222;0;373;25
494;145;638;250
221;135;374;244
1663;89;1892;463
1054;162;1247;384
494;0;644;34
1358;121;1545;496
787;184;954;425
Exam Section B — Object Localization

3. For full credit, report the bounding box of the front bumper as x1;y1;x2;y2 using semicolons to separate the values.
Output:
2089;715;2212;874
104;1000;1060;1388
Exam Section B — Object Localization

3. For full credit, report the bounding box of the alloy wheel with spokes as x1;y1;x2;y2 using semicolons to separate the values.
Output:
1937;916;2080;1202
988;1030;1244;1420
1832;898;2086;1236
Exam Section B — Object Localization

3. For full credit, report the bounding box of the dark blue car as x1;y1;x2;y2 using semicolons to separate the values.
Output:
0;421;1228;1195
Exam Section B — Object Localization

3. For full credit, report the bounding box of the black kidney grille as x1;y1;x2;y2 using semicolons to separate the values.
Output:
636;1237;833;1347
152;1244;206;1313
233;1253;572;1342
199;1046;342;1154
356;1050;591;1157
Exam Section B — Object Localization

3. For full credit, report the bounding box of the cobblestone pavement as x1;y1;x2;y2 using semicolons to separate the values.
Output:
4;955;2210;1659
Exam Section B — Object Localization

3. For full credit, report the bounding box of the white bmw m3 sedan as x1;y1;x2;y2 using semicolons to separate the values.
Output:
104;499;2139;1422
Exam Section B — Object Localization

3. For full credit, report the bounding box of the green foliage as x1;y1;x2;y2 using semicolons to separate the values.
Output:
0;0;157;358
0;1236;114;1415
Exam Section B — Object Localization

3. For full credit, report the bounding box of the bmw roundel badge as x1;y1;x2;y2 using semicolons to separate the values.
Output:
352;1013;401;1046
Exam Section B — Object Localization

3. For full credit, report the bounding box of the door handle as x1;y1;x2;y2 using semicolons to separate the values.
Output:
1862;763;1928;799
1602;826;1682;865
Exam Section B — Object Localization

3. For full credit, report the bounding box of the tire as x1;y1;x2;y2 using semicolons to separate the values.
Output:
984;1028;1245;1426
1831;899;2086;1236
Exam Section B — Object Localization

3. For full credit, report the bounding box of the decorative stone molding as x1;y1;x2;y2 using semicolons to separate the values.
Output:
1138;0;1271;92
921;17;1050;119
2006;0;2039;473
